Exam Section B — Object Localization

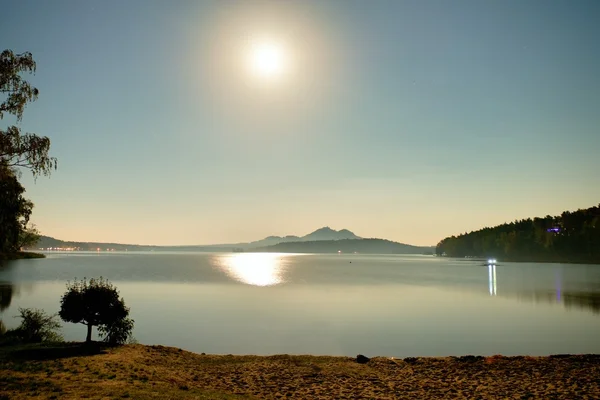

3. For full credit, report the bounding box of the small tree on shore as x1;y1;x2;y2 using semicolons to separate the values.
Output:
59;277;133;344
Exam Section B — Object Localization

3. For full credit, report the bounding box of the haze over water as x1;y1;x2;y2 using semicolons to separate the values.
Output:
2;253;599;357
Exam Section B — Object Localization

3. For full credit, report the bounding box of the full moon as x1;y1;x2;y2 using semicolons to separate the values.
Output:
247;40;288;79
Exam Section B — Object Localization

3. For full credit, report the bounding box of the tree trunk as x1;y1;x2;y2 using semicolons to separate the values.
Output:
86;323;93;343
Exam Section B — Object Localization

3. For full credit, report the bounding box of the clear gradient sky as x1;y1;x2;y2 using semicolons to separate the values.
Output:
2;0;599;246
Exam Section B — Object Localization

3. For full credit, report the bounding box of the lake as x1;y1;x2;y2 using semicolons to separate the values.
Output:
1;252;599;357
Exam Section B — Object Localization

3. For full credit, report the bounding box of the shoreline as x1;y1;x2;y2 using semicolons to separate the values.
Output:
0;251;46;261
1;343;599;399
19;250;600;265
445;256;600;265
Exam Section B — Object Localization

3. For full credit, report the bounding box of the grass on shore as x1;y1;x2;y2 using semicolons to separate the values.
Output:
0;251;46;261
1;342;599;399
0;342;243;399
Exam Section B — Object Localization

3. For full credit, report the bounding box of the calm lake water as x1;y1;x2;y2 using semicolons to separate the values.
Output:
1;252;599;357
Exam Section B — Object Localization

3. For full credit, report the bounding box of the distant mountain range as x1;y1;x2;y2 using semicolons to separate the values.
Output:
31;227;434;255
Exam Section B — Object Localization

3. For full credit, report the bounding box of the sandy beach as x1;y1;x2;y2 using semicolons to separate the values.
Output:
1;344;599;399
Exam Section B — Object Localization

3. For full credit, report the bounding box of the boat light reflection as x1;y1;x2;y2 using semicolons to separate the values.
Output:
488;263;497;296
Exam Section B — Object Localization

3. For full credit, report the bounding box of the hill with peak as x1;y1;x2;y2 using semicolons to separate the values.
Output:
242;227;361;248
301;227;361;241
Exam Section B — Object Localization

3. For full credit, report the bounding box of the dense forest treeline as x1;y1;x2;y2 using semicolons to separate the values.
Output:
436;204;600;263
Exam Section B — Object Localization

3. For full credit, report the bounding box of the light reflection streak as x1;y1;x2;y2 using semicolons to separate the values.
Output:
214;253;287;286
488;264;497;296
489;264;493;295
493;264;497;296
555;269;562;302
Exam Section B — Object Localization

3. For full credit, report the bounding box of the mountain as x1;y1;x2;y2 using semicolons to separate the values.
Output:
300;227;361;242
30;227;432;254
240;227;361;249
241;235;301;249
256;239;433;254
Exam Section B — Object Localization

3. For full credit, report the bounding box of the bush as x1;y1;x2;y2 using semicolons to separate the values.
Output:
98;317;135;345
6;308;63;343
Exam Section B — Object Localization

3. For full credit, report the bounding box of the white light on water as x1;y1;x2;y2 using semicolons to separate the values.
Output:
488;264;497;296
489;264;493;295
215;253;286;286
493;264;497;295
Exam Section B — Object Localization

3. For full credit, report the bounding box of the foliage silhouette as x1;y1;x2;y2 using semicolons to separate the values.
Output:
59;277;133;344
0;170;33;253
18;223;40;249
1;49;56;256
436;204;600;263
4;308;62;343
98;316;135;345
1;49;57;175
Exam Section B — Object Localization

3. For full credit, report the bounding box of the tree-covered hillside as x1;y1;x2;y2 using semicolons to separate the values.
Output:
436;204;600;263
257;238;433;254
